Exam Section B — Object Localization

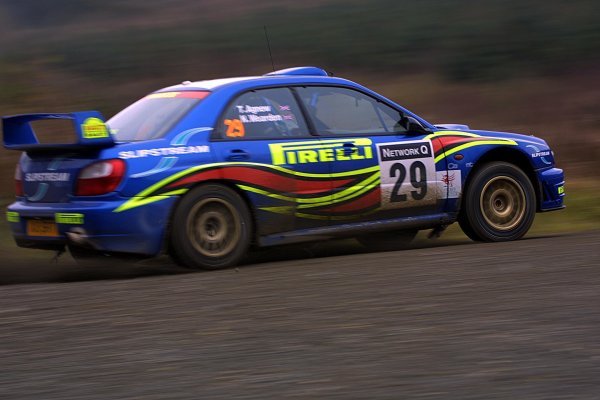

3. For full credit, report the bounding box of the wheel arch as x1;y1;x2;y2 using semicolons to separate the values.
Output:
163;179;258;256
463;147;541;212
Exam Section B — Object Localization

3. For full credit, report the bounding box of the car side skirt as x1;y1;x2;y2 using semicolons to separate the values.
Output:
258;212;456;247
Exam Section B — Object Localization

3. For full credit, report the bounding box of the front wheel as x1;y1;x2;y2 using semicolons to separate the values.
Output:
170;184;253;270
459;162;536;242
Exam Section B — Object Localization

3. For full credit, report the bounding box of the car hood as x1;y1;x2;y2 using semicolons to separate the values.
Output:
431;127;555;169
462;129;549;147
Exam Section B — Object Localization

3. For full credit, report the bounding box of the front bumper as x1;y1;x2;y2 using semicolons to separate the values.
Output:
537;167;565;211
5;195;177;256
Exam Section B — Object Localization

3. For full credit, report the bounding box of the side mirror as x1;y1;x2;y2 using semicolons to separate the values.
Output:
400;116;430;135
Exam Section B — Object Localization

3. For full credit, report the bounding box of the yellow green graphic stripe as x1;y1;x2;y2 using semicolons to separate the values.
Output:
434;139;517;163
114;162;380;213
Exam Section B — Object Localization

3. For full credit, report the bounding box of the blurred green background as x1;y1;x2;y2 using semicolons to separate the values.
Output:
1;0;599;241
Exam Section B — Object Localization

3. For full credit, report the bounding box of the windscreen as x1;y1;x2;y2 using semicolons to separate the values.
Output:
107;91;209;141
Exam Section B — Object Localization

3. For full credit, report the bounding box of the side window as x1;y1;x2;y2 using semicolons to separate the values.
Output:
219;88;308;139
296;86;407;136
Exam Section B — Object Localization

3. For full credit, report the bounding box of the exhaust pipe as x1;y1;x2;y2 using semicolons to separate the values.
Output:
65;227;90;246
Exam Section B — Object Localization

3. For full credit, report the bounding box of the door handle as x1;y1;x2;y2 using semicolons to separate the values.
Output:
226;149;250;161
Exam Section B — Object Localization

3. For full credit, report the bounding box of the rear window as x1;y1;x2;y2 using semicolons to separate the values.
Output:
107;91;209;141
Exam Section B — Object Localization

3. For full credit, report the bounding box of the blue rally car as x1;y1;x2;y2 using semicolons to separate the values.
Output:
3;67;565;269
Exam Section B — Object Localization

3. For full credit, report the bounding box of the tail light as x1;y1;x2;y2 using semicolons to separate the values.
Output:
15;164;24;197
75;159;126;196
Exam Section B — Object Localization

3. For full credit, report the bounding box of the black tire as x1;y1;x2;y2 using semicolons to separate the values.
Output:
357;229;418;251
458;162;535;242
170;184;252;270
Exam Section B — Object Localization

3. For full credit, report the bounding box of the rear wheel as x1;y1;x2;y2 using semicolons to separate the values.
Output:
459;162;535;242
170;184;252;270
357;229;418;251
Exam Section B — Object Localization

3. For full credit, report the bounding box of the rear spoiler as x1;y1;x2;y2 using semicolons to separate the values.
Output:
2;111;115;151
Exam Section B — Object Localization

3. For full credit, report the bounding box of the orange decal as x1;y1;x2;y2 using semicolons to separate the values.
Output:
224;119;245;138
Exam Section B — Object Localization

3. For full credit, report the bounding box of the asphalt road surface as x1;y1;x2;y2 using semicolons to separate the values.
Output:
1;231;599;399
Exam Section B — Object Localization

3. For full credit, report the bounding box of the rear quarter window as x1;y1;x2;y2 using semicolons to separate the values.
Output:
108;91;209;141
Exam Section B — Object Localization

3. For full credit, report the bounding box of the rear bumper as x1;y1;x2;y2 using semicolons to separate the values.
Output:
537;167;565;211
5;196;176;256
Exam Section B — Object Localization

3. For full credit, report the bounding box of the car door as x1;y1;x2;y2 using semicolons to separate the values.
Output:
294;85;447;224
212;87;330;236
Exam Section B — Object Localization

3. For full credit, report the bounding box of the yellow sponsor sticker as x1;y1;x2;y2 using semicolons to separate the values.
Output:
55;213;84;224
146;92;181;99
558;185;565;195
6;211;19;223
269;138;373;165
81;117;109;139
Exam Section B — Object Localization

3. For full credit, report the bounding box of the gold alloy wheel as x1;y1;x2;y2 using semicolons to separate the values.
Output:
479;176;527;231
186;198;241;258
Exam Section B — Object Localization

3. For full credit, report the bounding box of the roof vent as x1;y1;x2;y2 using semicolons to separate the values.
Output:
264;66;331;77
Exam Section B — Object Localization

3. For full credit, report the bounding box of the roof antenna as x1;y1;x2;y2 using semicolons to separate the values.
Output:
264;25;275;71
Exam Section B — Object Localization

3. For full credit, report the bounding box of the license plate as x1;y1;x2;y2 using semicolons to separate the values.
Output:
27;219;59;237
